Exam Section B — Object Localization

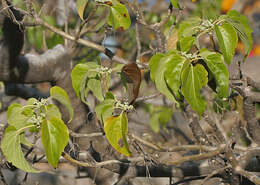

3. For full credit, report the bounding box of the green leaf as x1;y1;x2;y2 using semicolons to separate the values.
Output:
179;36;195;52
8;104;31;129
181;62;208;116
50;86;74;123
76;0;88;20
88;78;104;101
149;113;160;133
1;126;39;173
178;17;201;38
71;63;99;98
40;118;69;168
149;53;165;82
95;99;115;124
200;49;229;98
226;10;253;60
27;98;38;105
159;107;173;126
214;23;238;64
170;0;181;9
154;55;178;103
45;104;62;120
164;54;186;99
104;112;131;156
108;1;131;31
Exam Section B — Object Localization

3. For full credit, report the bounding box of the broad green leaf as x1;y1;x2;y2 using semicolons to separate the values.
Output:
179;36;195;52
164;54;186;99
27;98;38;105
104;112;131;156
214;23;237;64
88;78;104;101
200;49;229;98
149;53;165;82
50;86;74;123
1;125;39;173
108;2;131;30
178;17;201;38
8;104;31;129
41;118;69;168
71;63;99;98
45;104;62;120
149;113;160;133
170;0;181;9
95;99;115;124
20;133;33;148
155;55;178;103
226;10;253;60
181;62;208;116
76;0;88;20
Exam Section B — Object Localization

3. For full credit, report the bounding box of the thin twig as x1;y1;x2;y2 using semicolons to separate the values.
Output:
69;130;104;138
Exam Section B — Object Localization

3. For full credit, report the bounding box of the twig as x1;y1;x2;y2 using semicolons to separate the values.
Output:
0;169;8;185
235;166;260;185
166;144;226;165
199;165;231;185
69;130;104;138
135;93;161;102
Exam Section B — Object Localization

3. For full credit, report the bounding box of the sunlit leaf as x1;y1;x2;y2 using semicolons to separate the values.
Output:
41;118;69;168
154;55;178;103
95;99;115;124
179;36;195;52
226;10;253;61
1;126;39;173
8;104;31;129
104;112;131;156
181;62;208;116
108;1;131;30
50;86;74;123
88;78;104;101
200;49;229;98
164;54;186;99
149;53;165;82
214;22;237;64
77;0;88;20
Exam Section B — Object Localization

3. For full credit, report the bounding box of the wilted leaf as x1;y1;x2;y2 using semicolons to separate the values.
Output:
121;63;141;104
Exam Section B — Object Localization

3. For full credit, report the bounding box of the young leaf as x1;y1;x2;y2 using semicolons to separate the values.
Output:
104;112;131;156
88;78;104;101
226;10;253;60
40;118;69;168
214;23;238;64
1;126;39;173
50;86;74;123
179;36;195;52
154;55;178;103
170;0;181;9
178;17;201;38
71;62;99;98
149;53;165;82
181;62;208;116
164;54;186;99
200;49;229;98
108;1;131;31
45;104;62;120
76;0;88;20
8;104;31;129
149;113;161;133
95;99;115;124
